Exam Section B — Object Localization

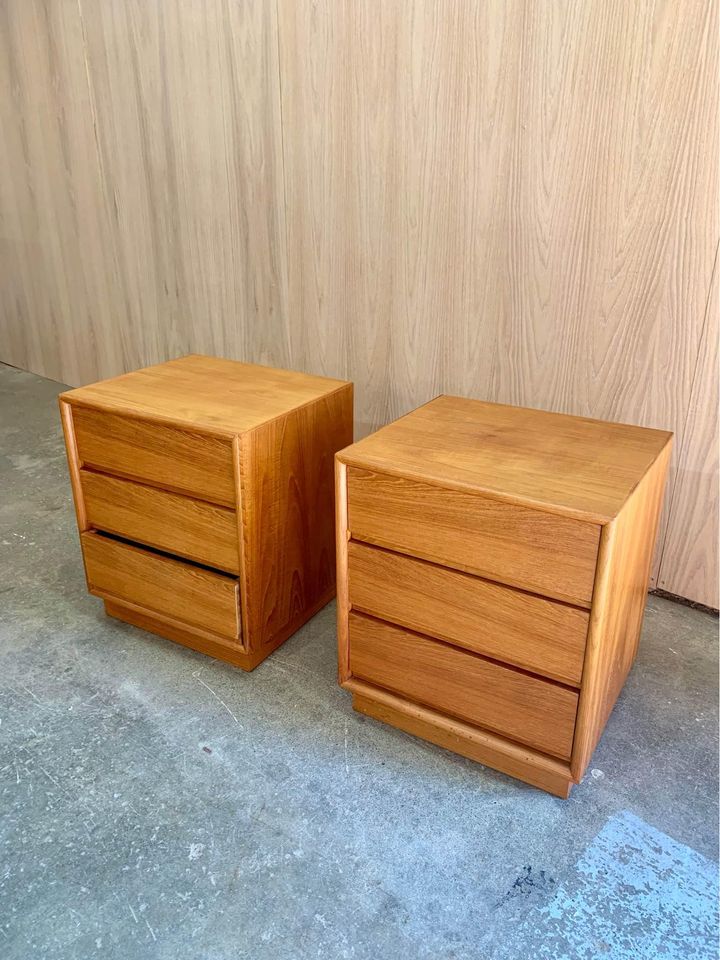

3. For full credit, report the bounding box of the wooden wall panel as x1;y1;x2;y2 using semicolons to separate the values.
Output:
0;1;717;605
278;1;525;432
278;0;718;605
657;248;719;604
499;0;719;598
0;0;121;385
76;0;289;371
0;0;288;380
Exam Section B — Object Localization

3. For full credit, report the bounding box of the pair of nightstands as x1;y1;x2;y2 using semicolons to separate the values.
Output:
61;356;671;796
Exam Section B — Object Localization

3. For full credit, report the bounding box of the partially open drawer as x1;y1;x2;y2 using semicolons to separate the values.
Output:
81;531;241;639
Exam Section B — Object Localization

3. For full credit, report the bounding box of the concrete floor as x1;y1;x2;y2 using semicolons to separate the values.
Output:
0;361;718;960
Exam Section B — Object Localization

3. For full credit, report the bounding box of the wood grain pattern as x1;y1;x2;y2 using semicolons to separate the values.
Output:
346;466;600;607
338;395;671;793
657;249;719;604
278;0;717;604
63;355;350;434
348;612;579;760
348;680;573;799
240;385;354;651
342;395;673;523
1;0;716;603
348;541;589;686
63;357;353;668
69;402;236;506
59;400;89;533
0;0;122;385
571;443;673;780
80;470;240;574
335;458;351;683
82;531;241;639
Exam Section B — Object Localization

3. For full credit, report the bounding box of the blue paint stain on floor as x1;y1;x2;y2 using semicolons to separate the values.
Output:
498;811;718;960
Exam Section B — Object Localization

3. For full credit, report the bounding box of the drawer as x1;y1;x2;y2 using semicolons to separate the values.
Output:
346;467;600;606
81;532;241;638
348;612;578;759
348;542;588;685
71;404;236;506
80;470;240;574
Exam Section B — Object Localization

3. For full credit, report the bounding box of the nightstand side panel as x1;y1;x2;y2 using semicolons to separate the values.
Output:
241;385;354;652
571;442;672;780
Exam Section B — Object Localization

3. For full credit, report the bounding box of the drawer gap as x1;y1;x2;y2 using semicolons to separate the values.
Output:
350;609;580;694
349;538;592;613
92;530;238;581
81;464;236;512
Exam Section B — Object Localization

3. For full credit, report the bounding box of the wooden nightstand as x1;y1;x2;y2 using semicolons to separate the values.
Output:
335;396;672;796
60;355;353;671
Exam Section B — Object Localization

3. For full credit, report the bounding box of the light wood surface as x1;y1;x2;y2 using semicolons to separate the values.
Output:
571;443;672;780
232;436;252;661
1;0;717;605
82;532;241;639
0;0;288;381
346;467;600;607
342;396;673;524
240;385;353;651
348;541;589;686
63;358;353;669
348;613;578;760
338;395;672;793
59;400;89;533
62;355;350;435
335;459;351;683
80;470;240;575
70;403;236;506
657;250;719;604
279;0;718;606
348;680;573;799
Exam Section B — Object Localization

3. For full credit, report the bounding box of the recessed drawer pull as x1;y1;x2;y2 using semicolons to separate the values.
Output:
80;469;240;574
348;612;579;760
72;405;236;507
346;467;600;607
347;541;589;686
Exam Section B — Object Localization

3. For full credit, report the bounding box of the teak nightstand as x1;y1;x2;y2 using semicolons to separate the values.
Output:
335;396;672;797
60;355;353;670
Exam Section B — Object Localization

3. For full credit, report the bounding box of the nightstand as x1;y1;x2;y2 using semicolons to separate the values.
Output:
335;396;671;796
60;355;353;670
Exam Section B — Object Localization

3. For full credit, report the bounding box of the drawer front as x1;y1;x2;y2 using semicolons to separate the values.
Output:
81;470;240;574
81;532;241;638
348;542;588;686
348;612;578;759
346;467;600;606
71;404;236;506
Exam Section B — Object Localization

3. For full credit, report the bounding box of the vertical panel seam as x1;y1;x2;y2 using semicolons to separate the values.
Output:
274;0;292;365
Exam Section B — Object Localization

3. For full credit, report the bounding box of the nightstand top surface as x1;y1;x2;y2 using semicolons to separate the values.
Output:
338;395;672;523
61;355;350;434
